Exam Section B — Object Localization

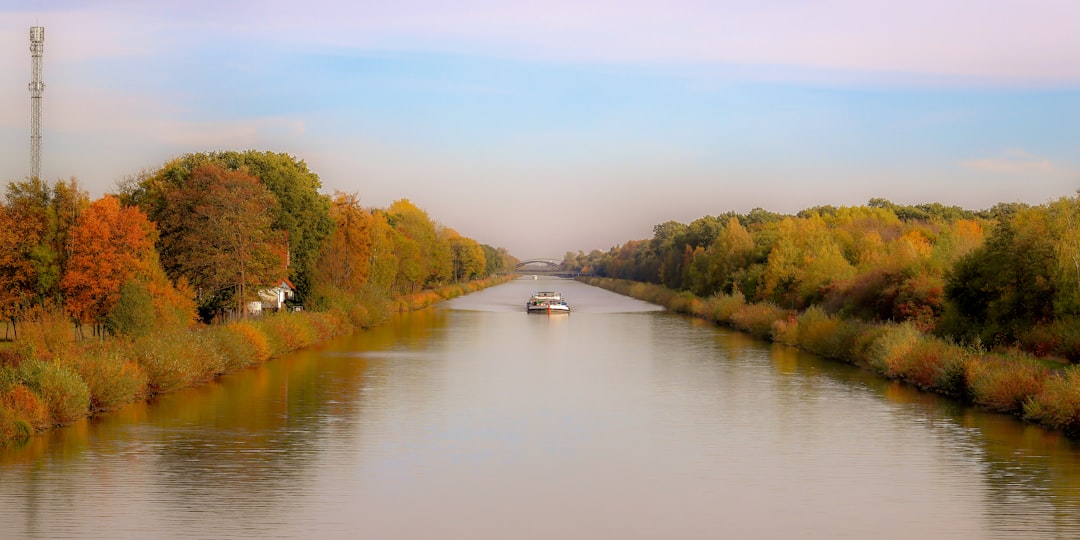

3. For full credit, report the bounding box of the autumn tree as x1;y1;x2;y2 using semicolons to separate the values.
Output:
4;178;55;303
762;216;855;308
388;199;441;293
61;196;157;335
0;205;39;337
651;220;689;289
0;177;85;335
705;217;756;295
121;151;331;303
316;192;374;293
157;164;285;320
367;210;399;295
443;229;486;282
50;178;91;285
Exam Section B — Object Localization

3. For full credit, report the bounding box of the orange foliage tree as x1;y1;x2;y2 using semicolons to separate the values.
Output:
61;196;157;334
0;195;47;338
317;192;374;293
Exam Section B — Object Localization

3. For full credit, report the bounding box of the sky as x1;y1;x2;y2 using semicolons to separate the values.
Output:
1;1;1078;259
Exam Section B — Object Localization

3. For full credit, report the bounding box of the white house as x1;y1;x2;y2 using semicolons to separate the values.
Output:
258;279;296;312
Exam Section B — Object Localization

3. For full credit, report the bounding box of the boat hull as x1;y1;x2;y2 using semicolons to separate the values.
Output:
527;303;570;313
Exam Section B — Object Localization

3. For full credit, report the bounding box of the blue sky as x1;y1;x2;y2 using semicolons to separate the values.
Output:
1;1;1078;258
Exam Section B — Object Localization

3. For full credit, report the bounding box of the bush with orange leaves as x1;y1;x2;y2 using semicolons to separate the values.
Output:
1;384;49;432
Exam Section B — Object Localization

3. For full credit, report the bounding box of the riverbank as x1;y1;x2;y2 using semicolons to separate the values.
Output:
582;276;1080;437
0;274;513;446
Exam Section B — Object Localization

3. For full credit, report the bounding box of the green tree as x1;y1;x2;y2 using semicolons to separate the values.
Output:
482;244;509;275
944;205;1057;343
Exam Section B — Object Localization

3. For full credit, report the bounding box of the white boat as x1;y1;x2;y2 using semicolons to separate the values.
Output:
526;291;570;313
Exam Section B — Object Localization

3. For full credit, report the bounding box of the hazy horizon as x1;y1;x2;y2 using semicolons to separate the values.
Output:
2;1;1078;259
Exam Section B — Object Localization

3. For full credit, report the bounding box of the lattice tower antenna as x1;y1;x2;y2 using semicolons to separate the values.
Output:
29;26;45;179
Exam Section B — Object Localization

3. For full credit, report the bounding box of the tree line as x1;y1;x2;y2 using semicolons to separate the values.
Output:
0;150;517;338
563;195;1080;362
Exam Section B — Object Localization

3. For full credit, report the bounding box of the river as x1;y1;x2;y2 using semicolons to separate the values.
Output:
3;277;1080;539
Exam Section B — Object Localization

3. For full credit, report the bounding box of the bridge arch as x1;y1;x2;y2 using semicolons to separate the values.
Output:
515;258;563;271
511;258;593;277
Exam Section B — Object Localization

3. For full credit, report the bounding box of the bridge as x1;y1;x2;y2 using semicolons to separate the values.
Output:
513;258;593;278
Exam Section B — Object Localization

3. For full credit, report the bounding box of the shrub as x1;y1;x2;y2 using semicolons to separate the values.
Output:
730;302;788;340
772;314;799;347
866;322;922;375
967;356;1047;413
15;305;76;362
794;307;836;353
930;345;970;397
0;384;49;430
105;279;156;338
212;326;253;372
666;291;695;315
0;364;16;392
848;324;891;365
888;337;942;388
18;359;90;425
1022;320;1080;363
712;292;746;324
69;348;149;412
186;330;228;383
1053;319;1080;363
0;405;33;444
0;349;24;369
255;313;316;356
687;295;711;319
130;331;200;395
225;321;272;366
1024;367;1080;435
305;311;348;342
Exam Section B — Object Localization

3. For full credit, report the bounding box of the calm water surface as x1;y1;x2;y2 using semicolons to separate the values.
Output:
3;277;1080;539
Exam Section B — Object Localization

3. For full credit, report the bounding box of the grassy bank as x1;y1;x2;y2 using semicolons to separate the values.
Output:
583;276;1080;437
0;274;512;447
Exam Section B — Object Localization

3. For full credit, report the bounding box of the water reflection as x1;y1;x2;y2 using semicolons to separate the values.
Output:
758;338;1080;538
4;278;1080;538
1;339;380;538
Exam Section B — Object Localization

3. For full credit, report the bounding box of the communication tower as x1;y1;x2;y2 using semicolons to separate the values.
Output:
29;26;45;179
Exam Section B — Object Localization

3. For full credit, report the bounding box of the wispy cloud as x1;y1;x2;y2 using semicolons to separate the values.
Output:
962;149;1073;177
8;1;1080;86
